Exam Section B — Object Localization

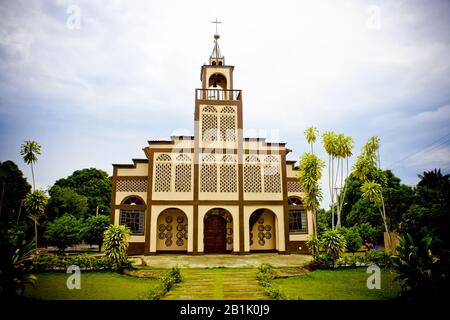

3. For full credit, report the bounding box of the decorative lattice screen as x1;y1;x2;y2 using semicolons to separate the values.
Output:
221;106;235;113
154;163;171;192
202;114;218;141
287;181;302;193
116;179;148;192
220;114;236;141
220;164;237;192
201;164;217;192
263;165;281;193
244;164;262;192
175;164;191;192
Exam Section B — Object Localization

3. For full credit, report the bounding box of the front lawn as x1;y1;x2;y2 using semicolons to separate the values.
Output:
24;271;160;300
272;267;401;300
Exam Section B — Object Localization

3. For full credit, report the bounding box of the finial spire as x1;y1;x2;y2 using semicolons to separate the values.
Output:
210;19;223;60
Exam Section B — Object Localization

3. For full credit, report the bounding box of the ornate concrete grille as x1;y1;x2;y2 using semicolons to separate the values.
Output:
263;156;281;193
155;154;172;192
174;154;191;193
244;156;262;193
116;179;147;192
287;181;302;193
220;114;236;141
220;164;237;192
201;155;217;192
202;106;218;141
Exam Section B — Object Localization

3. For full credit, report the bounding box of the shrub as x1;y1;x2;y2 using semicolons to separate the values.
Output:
355;222;378;242
44;214;83;252
306;235;321;259
147;267;183;300
255;263;285;300
320;229;347;264
33;253;111;271
81;215;110;251
103;225;131;273
338;227;363;253
392;233;444;299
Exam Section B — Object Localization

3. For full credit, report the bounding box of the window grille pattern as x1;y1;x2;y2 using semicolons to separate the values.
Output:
120;210;144;234
201;164;217;192
203;105;217;113
116;179;147;192
202;114;218;141
155;163;171;192
244;164;262;192
288;209;308;233
287;180;302;193
220;114;236;141
156;154;171;161
264;164;281;193
220;164;237;192
175;164;191;192
221;106;235;113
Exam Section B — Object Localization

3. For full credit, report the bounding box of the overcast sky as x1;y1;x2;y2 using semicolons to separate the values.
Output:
0;0;449;206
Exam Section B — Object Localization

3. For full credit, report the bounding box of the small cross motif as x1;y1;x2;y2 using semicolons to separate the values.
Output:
211;18;222;34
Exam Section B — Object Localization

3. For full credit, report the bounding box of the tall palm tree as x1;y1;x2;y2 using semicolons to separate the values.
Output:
304;126;318;154
24;190;48;250
20;140;41;191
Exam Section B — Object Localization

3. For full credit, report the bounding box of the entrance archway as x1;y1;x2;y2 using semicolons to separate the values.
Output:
249;209;277;251
203;208;233;253
156;208;188;252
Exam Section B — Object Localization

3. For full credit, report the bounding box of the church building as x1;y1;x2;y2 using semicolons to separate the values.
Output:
110;30;312;255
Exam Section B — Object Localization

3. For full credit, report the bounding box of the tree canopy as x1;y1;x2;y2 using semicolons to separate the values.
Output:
0;161;31;227
53;168;111;217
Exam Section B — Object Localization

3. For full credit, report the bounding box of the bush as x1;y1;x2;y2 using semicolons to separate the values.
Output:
44;214;83;252
355;222;378;242
338;227;363;253
103;224;131;273
306;235;321;258
255;263;285;300
33;253;111;271
320;229;347;264
81;215;110;251
147;267;183;300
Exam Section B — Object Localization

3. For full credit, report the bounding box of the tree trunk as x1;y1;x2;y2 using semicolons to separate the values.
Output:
31;162;36;191
34;218;38;251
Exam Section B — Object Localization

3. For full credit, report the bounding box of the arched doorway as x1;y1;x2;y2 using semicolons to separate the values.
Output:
249;209;277;251
204;208;233;253
156;208;188;252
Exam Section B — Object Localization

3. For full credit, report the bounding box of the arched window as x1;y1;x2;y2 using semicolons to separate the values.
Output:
288;197;307;234
122;196;145;205
220;155;237;192
175;154;192;192
244;156;261;193
120;196;145;234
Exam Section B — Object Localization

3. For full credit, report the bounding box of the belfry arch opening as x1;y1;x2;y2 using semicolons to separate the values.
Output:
208;73;227;89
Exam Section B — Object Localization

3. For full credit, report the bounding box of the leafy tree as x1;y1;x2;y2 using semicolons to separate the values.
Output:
103;225;131;273
0;228;37;298
0;161;31;227
44;214;82;253
20;140;41;191
297;152;325;236
352;136;392;248
46;185;88;220
53;168;111;217
24;190;48;250
81;215;110;251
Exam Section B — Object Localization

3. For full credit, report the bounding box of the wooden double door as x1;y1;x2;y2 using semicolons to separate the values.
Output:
204;215;227;253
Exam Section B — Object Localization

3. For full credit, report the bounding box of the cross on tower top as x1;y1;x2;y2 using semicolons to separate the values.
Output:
211;18;222;35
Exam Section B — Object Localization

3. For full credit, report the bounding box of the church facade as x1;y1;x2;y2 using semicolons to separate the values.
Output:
110;33;312;255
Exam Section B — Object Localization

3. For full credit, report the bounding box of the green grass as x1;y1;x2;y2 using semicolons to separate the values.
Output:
272;268;401;300
24;271;160;300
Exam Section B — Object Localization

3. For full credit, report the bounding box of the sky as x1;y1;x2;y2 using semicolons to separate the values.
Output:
0;0;449;206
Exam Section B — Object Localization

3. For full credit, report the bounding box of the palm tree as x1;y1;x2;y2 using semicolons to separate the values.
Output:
418;169;448;189
304;126;318;154
20;140;41;191
297;152;325;236
24;190;48;250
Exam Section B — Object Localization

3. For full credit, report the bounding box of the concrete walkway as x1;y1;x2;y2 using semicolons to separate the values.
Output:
134;253;311;268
